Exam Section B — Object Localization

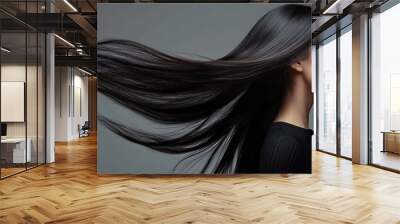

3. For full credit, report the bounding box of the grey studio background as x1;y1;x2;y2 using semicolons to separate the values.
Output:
97;3;308;174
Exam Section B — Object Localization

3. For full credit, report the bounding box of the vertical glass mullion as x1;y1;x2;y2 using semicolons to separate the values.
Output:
316;44;320;151
367;12;373;165
25;0;28;171
36;0;39;167
337;30;341;157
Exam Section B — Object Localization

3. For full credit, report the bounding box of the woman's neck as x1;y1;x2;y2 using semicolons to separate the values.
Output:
274;74;313;129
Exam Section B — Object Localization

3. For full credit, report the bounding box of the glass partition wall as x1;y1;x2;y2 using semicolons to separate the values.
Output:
0;31;27;177
316;25;353;159
0;2;46;179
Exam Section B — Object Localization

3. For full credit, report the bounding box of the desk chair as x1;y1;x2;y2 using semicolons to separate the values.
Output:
78;121;90;138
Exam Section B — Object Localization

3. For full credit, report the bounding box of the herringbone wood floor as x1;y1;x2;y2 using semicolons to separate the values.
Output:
1;135;400;224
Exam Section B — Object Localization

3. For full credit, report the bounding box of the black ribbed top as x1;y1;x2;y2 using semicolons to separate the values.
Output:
259;122;313;173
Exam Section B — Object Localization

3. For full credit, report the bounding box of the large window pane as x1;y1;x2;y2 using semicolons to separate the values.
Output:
371;3;400;171
318;36;337;154
339;28;352;158
27;30;38;169
26;0;42;169
38;32;46;165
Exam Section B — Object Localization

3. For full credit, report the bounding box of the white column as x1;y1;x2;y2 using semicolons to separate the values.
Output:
352;14;369;164
46;1;56;163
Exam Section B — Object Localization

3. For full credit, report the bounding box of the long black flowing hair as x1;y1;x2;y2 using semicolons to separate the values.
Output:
97;4;311;174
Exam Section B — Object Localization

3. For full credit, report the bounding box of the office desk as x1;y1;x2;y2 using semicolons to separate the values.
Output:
1;138;31;163
382;131;400;154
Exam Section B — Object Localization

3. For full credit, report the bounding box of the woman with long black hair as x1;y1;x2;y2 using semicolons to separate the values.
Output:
97;4;312;174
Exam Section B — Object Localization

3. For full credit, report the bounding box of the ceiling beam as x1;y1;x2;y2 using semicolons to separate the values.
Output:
67;13;97;46
55;55;96;71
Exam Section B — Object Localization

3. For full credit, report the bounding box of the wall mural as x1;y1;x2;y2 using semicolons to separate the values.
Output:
97;3;312;174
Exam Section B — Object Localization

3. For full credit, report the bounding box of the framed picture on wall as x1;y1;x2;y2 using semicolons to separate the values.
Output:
1;81;25;122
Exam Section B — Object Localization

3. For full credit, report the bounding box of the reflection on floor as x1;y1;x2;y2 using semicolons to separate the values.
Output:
0;135;400;223
0;167;25;177
0;162;43;178
372;150;400;171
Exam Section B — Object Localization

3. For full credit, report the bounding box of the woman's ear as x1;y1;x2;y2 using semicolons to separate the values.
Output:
290;61;304;73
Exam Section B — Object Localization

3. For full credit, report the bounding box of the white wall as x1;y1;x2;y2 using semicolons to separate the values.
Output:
54;67;89;141
55;66;69;141
70;72;89;139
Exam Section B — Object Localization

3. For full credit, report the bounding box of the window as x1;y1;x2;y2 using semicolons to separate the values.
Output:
317;35;337;154
339;27;352;158
370;3;400;171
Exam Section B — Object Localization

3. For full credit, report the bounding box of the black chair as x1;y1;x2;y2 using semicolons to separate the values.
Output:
79;121;90;138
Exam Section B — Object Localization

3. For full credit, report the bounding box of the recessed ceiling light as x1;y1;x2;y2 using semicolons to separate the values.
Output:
78;67;92;76
1;47;11;53
54;34;75;48
63;0;78;12
322;0;354;15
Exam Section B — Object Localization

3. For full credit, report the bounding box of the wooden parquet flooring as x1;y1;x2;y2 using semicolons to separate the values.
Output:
1;135;400;224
